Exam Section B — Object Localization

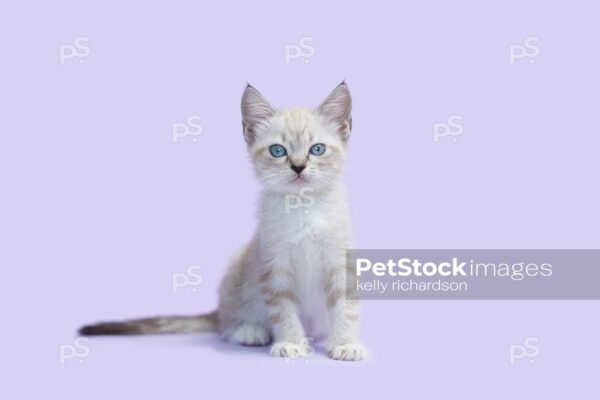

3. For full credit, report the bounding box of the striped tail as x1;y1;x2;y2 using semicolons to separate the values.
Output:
79;311;218;335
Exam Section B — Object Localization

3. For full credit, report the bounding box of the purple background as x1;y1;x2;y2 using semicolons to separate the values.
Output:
2;1;599;398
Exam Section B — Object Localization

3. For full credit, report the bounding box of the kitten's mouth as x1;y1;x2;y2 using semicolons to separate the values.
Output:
291;175;307;183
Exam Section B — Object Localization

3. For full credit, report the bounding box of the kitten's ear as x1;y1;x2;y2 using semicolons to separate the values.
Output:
241;84;275;144
317;81;352;140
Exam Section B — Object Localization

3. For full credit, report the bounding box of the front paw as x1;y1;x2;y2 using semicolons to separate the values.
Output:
270;341;312;358
328;343;369;361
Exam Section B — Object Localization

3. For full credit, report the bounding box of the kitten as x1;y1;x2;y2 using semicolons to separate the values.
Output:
80;82;368;361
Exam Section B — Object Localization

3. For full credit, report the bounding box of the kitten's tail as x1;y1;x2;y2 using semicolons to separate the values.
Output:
78;311;219;336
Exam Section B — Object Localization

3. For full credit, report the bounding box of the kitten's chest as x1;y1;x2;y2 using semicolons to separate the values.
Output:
266;199;347;244
289;239;330;336
258;190;350;336
276;213;331;299
277;208;326;242
261;189;349;242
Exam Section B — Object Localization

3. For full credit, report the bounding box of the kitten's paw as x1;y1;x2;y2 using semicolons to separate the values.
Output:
328;343;369;361
229;324;270;346
270;342;311;358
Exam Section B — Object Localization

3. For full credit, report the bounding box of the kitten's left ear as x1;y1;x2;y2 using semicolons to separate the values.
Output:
241;84;275;144
317;81;352;140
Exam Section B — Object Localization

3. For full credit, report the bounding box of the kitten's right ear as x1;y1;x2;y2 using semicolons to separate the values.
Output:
317;81;352;141
241;84;275;144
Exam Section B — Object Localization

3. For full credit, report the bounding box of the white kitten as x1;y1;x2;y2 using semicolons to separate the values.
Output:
80;82;368;361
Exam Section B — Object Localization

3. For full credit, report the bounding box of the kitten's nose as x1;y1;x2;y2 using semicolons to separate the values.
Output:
291;164;306;174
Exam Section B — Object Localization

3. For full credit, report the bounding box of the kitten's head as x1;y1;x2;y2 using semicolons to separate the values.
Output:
241;82;352;194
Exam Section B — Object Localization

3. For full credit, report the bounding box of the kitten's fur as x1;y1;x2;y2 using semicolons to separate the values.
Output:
80;82;368;361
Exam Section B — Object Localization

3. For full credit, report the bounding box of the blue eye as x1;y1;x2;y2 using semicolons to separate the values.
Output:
269;144;287;157
309;143;326;156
